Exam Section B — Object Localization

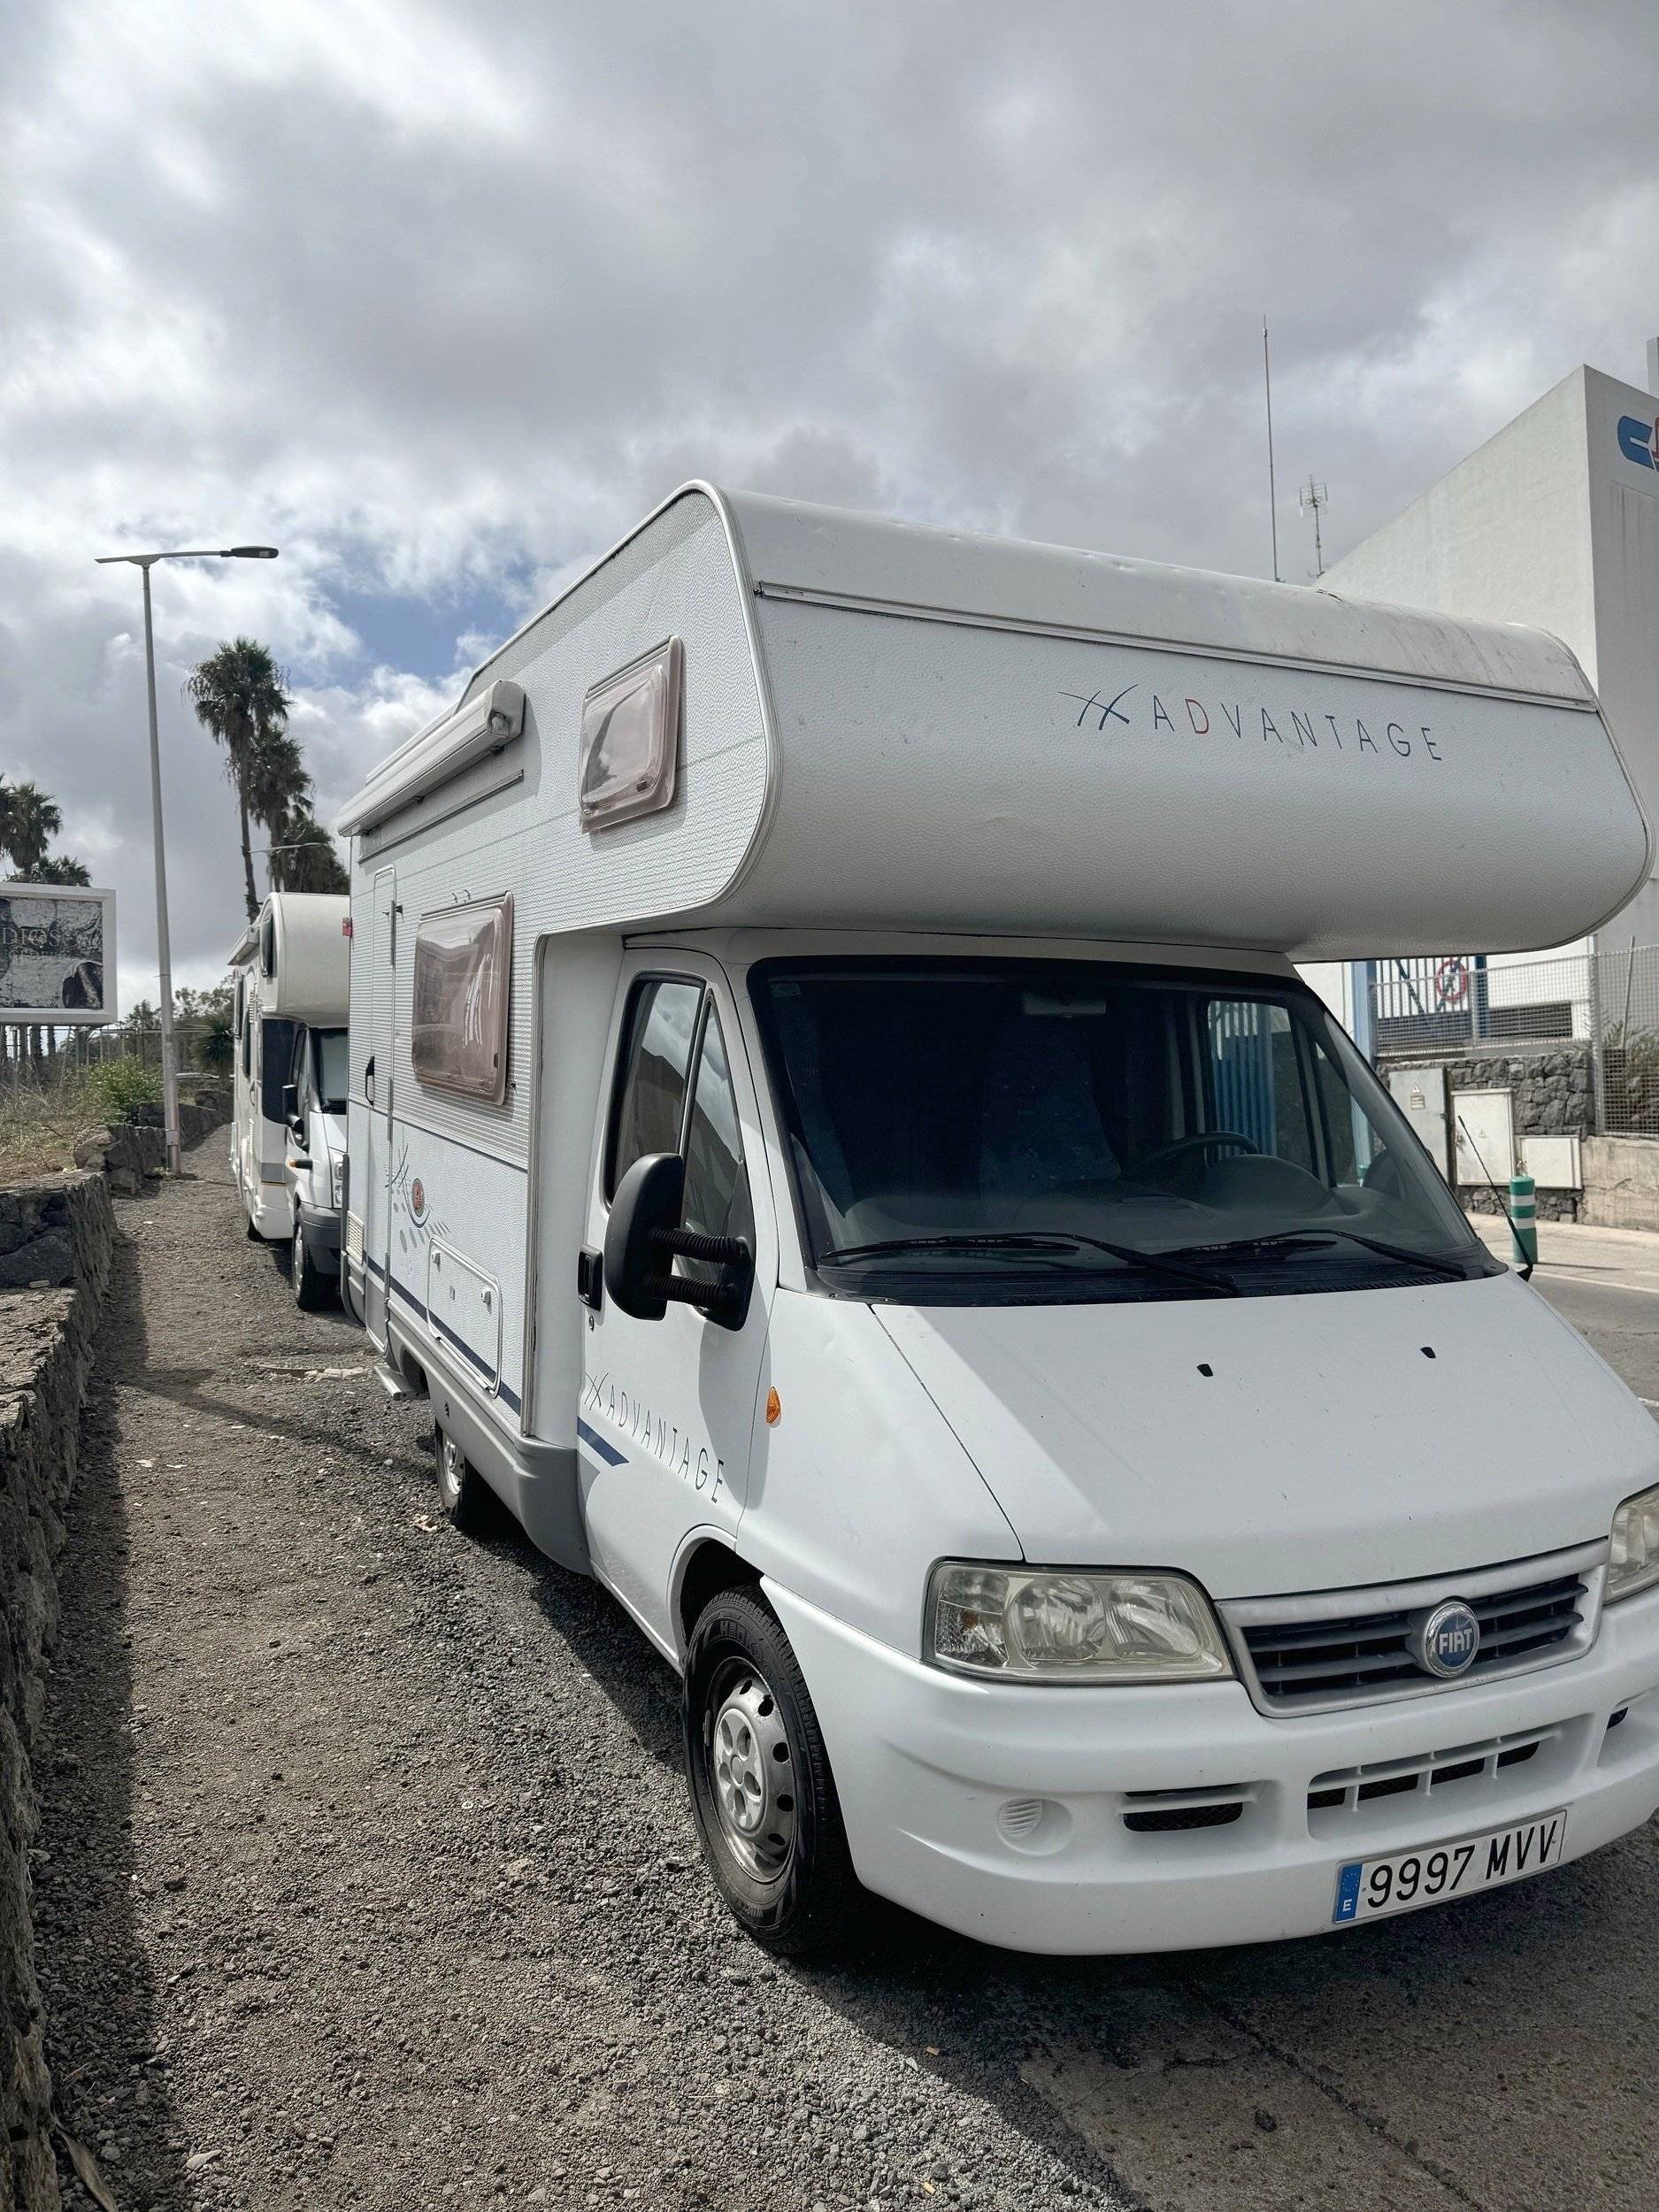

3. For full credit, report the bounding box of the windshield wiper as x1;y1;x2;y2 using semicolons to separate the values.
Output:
1168;1228;1471;1282
819;1231;1239;1296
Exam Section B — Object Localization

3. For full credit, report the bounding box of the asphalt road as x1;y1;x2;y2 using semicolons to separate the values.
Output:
1532;1269;1659;1399
35;1162;1659;2212
1524;1270;1659;1403
1476;1213;1659;1401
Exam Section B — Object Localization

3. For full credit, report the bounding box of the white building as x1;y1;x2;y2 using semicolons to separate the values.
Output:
1307;358;1659;1036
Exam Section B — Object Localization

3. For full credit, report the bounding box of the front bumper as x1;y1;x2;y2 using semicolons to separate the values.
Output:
296;1200;342;1271
768;1580;1659;1955
248;1179;293;1240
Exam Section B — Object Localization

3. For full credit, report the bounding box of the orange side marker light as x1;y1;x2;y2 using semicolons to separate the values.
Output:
764;1387;782;1427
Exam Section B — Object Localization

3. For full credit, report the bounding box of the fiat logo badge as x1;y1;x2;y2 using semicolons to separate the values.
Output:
1413;1599;1480;1679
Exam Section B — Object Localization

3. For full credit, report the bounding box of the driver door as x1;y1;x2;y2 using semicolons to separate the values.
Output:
577;956;775;1653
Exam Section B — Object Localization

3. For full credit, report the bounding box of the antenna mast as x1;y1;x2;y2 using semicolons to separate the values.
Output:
1263;317;1280;582
1299;474;1330;578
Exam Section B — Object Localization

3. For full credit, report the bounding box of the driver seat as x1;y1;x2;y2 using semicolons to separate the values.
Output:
979;1018;1119;1206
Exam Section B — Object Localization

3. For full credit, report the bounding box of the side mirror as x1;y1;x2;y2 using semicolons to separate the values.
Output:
603;1152;754;1328
281;1081;299;1125
604;1154;684;1320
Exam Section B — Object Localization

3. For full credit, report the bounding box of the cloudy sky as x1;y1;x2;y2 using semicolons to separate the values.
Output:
4;0;1657;1008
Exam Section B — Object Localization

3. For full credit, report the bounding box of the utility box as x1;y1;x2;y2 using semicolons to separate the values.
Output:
1452;1087;1517;1187
1519;1133;1584;1191
1387;1064;1452;1182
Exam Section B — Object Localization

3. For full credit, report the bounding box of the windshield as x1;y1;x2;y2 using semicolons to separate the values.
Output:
751;957;1492;1304
313;1027;349;1114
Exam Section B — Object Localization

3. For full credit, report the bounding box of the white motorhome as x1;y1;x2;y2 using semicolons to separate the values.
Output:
229;892;350;1306
338;485;1659;1957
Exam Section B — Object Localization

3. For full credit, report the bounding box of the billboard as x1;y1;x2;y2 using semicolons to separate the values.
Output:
0;885;116;1025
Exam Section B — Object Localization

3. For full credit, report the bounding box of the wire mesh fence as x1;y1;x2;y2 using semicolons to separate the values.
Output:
1370;946;1659;1138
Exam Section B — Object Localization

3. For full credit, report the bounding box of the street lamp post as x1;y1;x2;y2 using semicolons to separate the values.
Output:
95;545;279;1174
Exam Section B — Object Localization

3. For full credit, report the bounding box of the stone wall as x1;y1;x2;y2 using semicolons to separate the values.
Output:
1429;1047;1595;1137
1382;1045;1594;1221
0;1175;114;2212
72;1092;228;1198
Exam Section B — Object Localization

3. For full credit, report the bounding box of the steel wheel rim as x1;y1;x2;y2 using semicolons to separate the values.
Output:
293;1226;305;1289
437;1432;464;1508
706;1658;795;1882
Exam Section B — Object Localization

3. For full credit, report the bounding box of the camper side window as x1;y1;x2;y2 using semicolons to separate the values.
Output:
410;895;513;1105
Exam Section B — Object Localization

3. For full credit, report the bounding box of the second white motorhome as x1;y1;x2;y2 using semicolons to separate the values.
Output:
229;892;349;1303
338;485;1659;1958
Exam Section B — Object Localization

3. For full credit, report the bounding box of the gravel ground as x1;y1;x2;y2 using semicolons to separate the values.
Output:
36;1141;1659;2212
33;1143;1124;2212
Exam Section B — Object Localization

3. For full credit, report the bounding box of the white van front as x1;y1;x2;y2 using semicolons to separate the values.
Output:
703;937;1659;1953
286;1023;348;1310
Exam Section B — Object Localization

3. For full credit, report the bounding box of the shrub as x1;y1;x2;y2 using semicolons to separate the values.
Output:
196;1016;234;1075
82;1057;163;1124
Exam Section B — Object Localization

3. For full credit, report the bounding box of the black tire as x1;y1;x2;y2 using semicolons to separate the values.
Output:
244;1209;264;1241
291;1221;334;1310
433;1425;488;1533
684;1586;861;1956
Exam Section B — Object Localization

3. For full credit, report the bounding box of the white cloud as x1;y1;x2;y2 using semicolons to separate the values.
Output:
3;0;1656;1008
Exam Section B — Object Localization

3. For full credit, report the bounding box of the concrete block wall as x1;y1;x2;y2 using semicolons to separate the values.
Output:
0;1175;114;2212
73;1092;229;1198
1581;1136;1659;1233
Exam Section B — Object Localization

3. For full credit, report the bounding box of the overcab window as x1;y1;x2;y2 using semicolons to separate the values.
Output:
411;895;513;1105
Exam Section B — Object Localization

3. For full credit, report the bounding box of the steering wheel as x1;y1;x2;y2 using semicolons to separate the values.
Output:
1133;1131;1261;1177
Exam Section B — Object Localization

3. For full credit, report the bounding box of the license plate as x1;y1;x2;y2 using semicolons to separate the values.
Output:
1333;1809;1567;1924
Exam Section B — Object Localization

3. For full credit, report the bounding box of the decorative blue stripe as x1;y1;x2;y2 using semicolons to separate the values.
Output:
577;1418;626;1466
369;1253;523;1415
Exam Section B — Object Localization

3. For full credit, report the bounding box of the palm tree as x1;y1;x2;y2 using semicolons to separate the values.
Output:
1;781;62;876
186;639;293;922
243;726;349;895
24;854;91;886
268;802;349;894
244;726;309;869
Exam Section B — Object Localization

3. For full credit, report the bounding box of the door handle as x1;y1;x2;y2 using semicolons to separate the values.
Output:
577;1247;604;1311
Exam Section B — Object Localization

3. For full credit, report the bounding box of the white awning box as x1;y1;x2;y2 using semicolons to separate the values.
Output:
339;486;1649;961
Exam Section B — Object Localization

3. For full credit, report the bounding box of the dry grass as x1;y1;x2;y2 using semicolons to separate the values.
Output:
0;1110;97;1182
0;1083;104;1184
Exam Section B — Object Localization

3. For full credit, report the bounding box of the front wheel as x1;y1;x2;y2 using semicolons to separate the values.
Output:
684;1587;861;1955
291;1222;334;1310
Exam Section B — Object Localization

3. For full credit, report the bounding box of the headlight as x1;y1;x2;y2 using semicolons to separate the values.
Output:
331;1157;345;1207
1608;1482;1659;1603
924;1561;1233;1684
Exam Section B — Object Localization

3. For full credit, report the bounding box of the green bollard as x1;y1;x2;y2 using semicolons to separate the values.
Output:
1509;1171;1538;1271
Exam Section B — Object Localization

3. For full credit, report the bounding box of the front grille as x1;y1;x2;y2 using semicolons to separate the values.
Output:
1305;1723;1564;1824
1221;1542;1606;1716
